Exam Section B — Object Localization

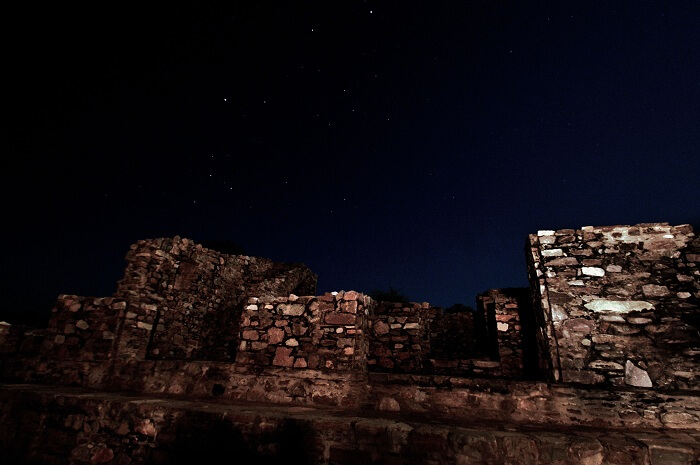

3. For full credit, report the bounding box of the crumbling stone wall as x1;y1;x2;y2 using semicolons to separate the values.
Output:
235;291;370;371
0;322;24;355
527;223;700;390
114;237;317;361
477;288;539;378
427;312;489;375
367;302;437;373
42;295;125;361
366;300;528;378
425;311;509;377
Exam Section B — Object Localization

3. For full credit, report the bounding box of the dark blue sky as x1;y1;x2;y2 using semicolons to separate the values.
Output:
3;2;699;324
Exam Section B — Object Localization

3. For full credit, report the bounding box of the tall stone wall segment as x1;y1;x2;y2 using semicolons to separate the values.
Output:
114;236;318;361
527;222;700;390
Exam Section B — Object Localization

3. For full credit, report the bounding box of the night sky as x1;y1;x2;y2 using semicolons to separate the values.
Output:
3;2;699;325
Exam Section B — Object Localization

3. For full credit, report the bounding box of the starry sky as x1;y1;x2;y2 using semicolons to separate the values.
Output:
2;2;699;325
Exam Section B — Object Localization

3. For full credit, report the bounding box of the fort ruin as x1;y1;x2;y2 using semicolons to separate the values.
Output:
1;222;698;464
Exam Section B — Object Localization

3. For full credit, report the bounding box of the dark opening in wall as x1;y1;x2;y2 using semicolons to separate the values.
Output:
212;383;225;397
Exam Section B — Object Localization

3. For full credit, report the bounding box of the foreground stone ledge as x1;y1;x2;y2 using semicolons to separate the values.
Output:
3;357;699;432
0;383;698;465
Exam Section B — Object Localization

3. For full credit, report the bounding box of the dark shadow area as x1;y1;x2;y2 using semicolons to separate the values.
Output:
151;413;316;465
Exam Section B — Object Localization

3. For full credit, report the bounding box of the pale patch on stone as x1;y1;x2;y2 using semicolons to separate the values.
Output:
285;338;299;347
539;235;557;244
538;230;555;236
278;304;305;316
497;322;509;332
473;360;500;368
599;314;626;323
642;284;670;297
581;338;591;346
542;248;563;257
627;317;652;325
605;264;623;273
588;360;624;371
584;300;654;313
624;360;652;387
76;320;89;330
568;280;585;286
551;306;568;322
136;321;152;331
677;292;691;299
582;267;605;277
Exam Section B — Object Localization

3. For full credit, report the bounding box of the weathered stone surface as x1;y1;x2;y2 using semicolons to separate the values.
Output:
267;327;284;344
1;224;699;465
272;347;294;367
584;300;654;313
324;313;356;325
378;396;401;411
642;284;670;297
279;304;305;316
625;360;653;387
529;222;699;389
582;267;605;277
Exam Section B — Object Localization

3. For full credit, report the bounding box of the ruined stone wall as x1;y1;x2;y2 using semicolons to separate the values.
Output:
527;223;700;390
0;322;23;355
235;291;370;371
367;302;437;373
365;300;527;378
114;237;317;361
427;312;489;375
476;288;539;378
41;295;126;361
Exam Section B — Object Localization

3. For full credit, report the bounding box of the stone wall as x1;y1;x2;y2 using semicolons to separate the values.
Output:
42;295;125;361
235;291;371;371
366;298;532;378
527;222;700;390
426;311;493;376
476;288;539;378
114;237;317;361
3;383;699;465
367;302;437;373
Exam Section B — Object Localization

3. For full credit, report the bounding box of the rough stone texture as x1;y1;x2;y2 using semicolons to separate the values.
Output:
235;291;370;371
527;223;700;389
1;383;698;465
367;301;437;373
115;237;317;361
476;288;539;378
426;310;494;376
0;226;699;463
